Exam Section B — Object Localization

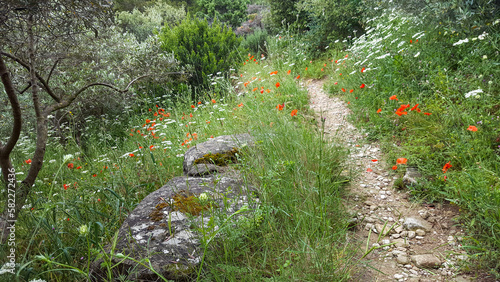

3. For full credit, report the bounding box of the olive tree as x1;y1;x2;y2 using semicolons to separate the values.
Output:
0;0;179;243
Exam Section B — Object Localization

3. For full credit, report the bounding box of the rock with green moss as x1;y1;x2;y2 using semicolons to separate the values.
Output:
183;133;254;176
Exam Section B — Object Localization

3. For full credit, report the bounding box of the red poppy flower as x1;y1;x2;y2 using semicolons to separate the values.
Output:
198;101;202;104
395;110;407;116
392;165;398;170
424;112;431;116
25;159;32;164
76;166;81;169
361;67;365;73
129;153;134;157
360;84;365;88
321;68;324;71
238;103;243;107
349;89;354;93
366;168;373;172
371;159;378;162
63;184;69;190
377;108;382;113
442;161;452;173
291;109;298;117
276;103;284;111
287;70;291;75
212;99;216;103
334;82;338;85
341;88;346;92
296;75;300;79
389;95;398;100
276;82;280;88
191;105;195;109
467;125;478;132
67;163;74;169
396;158;407;164
92;174;97;177
410;104;419;111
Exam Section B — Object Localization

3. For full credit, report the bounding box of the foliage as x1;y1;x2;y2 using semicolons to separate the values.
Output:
116;1;186;41
159;15;243;96
297;0;365;57
240;27;269;55
324;5;500;275
267;0;308;31
196;0;250;28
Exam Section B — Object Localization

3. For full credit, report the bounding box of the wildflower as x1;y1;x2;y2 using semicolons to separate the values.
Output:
238;103;243;107
467;125;478;132
276;103;284;111
442;161;452;173
92;173;97;177
287;70;291;75
63;154;74;162
452;38;469;46
321;68;324;71
76;166;81;169
276;82;280;88
191;105;195;109
296;75;300;79
360;84;365;88
361;67;365;73
129;153;134;157
410;104;419;111
389;95;398;100
395;110;407;116
465;89;483;98
377;108;382;113
392;165;398;170
305;67;308;71
253;87;258;92
78;224;89;236
423;112;431;116
260;89;264;94
291;109;298;117
198;192;209;201
63;184;69;190
198;101;202;105
367;168;373;172
334;82;338;85
371;159;378;162
67;163;74;169
349;89;354;93
396;158;407;164
342;88;346;92
211;99;216;103
25;159;32;164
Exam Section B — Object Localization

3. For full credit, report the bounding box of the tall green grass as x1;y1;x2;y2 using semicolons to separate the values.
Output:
0;32;354;281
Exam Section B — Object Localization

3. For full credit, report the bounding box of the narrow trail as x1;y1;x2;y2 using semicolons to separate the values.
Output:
306;79;477;282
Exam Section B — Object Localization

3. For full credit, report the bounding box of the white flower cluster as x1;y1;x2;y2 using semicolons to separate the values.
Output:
464;89;483;98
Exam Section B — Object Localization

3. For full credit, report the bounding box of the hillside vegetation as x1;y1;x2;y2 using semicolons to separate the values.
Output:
0;0;498;280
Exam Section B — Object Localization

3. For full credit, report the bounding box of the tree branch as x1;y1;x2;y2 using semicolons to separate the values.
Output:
45;75;150;114
46;58;60;84
0;51;61;103
0;55;22;183
18;82;32;95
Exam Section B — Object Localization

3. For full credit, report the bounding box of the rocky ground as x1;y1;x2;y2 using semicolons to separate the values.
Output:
306;79;491;282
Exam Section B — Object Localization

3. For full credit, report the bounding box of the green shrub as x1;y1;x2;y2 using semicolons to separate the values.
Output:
159;15;243;95
240;27;269;55
196;0;250;27
116;1;186;41
297;0;365;57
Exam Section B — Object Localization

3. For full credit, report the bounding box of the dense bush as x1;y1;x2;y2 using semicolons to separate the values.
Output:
267;0;308;31
297;0;364;57
196;0;250;27
116;1;186;41
240;27;269;55
159;15;243;95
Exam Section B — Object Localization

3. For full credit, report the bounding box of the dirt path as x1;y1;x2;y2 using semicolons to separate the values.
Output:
306;79;476;282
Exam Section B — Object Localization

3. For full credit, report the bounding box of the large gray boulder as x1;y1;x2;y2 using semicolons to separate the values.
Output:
90;134;256;281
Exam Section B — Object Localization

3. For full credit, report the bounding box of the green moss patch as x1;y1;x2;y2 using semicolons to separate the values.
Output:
193;148;239;166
